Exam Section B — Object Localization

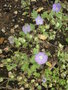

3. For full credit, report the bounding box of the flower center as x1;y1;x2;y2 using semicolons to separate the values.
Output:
56;7;58;10
38;19;40;22
39;56;43;60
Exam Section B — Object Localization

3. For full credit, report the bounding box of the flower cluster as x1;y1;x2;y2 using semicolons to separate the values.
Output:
22;3;61;34
21;3;61;64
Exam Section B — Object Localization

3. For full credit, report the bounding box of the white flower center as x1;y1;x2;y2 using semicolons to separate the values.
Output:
56;7;58;10
39;56;43;60
38;20;40;22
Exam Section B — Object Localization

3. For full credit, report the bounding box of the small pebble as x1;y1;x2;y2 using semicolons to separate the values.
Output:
19;87;24;90
14;25;19;29
1;28;5;33
14;11;18;14
15;0;18;2
10;28;15;33
0;13;2;17
12;19;15;22
4;46;9;52
0;64;3;67
21;18;24;21
4;4;7;7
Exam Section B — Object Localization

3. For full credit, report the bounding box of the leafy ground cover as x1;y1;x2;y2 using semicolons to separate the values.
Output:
0;0;68;90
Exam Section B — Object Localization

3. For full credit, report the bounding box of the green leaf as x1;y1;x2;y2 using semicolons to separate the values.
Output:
65;84;68;90
55;20;62;29
33;72;40;77
0;77;3;82
19;31;25;37
21;0;30;8
63;16;68;21
30;56;35;63
59;79;66;85
14;38;21;47
30;23;35;31
37;85;42;90
33;48;39;54
24;54;28;60
30;65;37;72
45;69;52;78
66;38;68;43
56;12;62;19
31;10;38;19
43;32;48;37
51;88;55;90
21;63;29;71
7;64;17;71
49;11;55;17
28;70;32;76
18;37;26;44
55;0;59;3
41;12;49;20
65;27;68;31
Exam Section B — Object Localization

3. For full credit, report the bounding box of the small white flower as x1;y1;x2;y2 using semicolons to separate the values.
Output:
8;36;14;45
42;77;46;83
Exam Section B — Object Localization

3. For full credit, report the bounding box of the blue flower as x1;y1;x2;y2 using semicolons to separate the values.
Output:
42;77;46;83
35;52;48;65
22;24;31;34
35;15;44;25
52;3;61;12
